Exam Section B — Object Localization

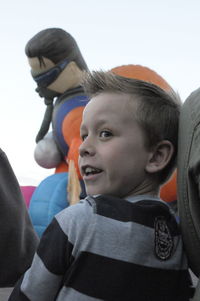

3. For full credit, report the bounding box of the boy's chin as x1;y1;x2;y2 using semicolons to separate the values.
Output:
85;185;102;196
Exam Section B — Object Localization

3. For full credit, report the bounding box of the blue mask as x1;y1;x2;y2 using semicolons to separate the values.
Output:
31;58;69;88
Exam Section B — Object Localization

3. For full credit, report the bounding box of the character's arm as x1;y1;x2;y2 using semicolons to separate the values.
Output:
34;132;62;168
0;149;39;287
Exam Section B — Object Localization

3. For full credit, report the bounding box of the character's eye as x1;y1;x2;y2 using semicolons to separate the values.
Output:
99;130;113;139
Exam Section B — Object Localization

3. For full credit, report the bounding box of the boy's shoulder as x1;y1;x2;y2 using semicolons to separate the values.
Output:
55;194;177;231
84;195;178;229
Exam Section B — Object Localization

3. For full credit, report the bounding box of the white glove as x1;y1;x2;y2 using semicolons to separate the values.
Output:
34;132;62;168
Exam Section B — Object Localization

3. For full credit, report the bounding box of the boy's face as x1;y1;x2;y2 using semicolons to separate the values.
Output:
78;92;153;198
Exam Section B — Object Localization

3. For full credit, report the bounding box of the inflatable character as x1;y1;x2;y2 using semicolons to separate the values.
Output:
25;28;89;237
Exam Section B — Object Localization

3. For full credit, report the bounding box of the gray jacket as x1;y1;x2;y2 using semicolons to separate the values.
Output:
177;88;200;300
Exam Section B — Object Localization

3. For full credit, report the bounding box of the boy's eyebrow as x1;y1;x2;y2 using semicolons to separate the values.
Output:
80;119;109;132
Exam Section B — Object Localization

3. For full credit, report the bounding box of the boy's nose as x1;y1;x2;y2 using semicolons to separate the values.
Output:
79;138;95;157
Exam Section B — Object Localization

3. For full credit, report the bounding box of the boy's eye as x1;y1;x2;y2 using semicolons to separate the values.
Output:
81;134;88;141
99;130;112;138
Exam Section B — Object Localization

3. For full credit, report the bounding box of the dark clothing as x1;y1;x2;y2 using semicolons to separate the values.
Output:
0;149;38;287
177;88;200;277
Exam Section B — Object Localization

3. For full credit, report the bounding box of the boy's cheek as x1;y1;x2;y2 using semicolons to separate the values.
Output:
78;156;82;171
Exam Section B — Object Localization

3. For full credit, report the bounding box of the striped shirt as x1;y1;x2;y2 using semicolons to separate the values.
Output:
9;195;193;301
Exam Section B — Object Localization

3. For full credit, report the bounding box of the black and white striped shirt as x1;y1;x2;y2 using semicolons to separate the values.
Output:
9;195;193;301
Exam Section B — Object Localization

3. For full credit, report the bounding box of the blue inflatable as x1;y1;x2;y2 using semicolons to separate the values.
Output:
29;173;69;237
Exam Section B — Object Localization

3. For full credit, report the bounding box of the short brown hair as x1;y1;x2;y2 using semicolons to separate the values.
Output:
82;70;181;184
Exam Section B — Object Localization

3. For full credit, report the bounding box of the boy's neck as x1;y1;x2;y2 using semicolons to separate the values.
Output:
124;184;159;200
125;194;161;203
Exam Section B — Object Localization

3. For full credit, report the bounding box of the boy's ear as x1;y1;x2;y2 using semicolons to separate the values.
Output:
145;140;174;174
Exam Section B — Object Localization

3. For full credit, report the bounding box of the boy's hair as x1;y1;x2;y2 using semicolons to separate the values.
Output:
82;70;181;184
25;28;88;71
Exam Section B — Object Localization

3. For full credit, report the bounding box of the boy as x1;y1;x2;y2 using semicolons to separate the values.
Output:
9;71;193;300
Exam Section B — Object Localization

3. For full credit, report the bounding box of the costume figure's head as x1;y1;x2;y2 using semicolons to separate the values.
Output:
25;28;88;94
79;71;180;198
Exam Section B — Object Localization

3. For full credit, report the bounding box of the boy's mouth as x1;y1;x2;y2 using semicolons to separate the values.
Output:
82;165;102;176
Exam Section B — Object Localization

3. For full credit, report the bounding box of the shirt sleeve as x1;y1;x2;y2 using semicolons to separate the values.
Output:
9;200;92;300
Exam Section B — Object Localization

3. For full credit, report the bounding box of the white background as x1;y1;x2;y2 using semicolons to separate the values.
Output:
1;0;200;185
